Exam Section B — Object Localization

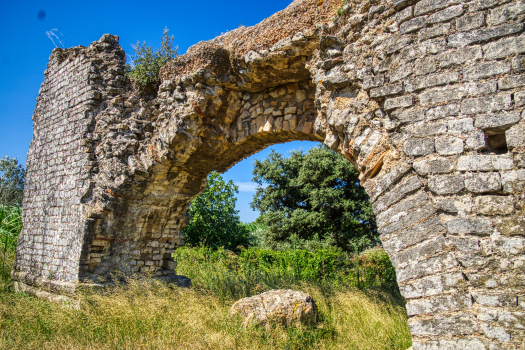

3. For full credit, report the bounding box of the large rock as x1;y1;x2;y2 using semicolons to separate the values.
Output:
230;289;317;327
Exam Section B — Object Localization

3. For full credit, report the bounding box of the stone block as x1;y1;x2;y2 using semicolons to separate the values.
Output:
457;155;514;171
414;0;461;16
437;46;483;67
377;192;429;228
406;293;472;316
435;136;463;155
407;122;447;137
448;23;523;47
400;16;427;34
399;271;465;299
448;118;474;133
396;252;458;282
465;172;502;193
483;34;525;60
411;339;487;350
405;72;459;92
404;139;435;156
512;55;525;71
390;235;447;267
373;175;423;214
514;91;525;106
419;85;467;105
370;83;403;98
498;74;525;90
413;157;454;175
467;80;497;97
506;123;525;149
474;112;521;132
427;5;464;24
463;61;511;81
456;12;485;32
414;56;438;76
461;95;511;115
384;96;413;110
391;107;425;124
362;75;384;90
428;175;465;195
489;0;525;26
418;23;451;41
409;314;480;336
396;5;414;22
366;162;413;202
501;169;525;193
475;195;515;215
379;203;436;235
426;103;459;120
389;63;413;82
446;217;493;234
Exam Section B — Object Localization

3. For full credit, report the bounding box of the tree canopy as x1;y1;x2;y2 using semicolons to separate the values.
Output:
250;144;377;252
182;171;249;250
0;157;25;206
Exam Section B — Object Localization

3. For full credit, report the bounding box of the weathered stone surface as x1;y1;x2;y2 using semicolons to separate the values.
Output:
437;46;482;67
506;123;525;149
463;61;511;81
465;172;502;193
457;155;514;171
475;195;515;215
14;1;525;346
413;157;454;175
474;112;521;132
435;136;463;155
428;175;465;195
404;139;435;156
447;23;523;47
446;217;493;234
230;289;317;327
489;0;525;26
461;95;511;115
456;12;485;32
501;169;525;193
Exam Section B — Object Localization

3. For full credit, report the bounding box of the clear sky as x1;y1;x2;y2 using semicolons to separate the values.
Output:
0;0;321;222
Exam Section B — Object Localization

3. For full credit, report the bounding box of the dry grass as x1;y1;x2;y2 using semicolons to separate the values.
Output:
0;250;411;350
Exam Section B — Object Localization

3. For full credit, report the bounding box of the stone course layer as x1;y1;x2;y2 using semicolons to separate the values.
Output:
13;0;525;347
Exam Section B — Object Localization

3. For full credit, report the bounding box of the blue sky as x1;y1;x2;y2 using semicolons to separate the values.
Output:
0;0;322;222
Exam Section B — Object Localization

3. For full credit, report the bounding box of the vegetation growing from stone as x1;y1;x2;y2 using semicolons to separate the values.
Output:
182;171;250;250
125;28;178;86
251;145;377;252
0;157;25;206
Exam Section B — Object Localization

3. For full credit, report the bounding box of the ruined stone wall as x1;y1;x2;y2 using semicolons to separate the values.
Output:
14;0;525;348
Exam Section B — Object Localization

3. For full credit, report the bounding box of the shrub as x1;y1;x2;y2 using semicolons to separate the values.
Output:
125;28;178;86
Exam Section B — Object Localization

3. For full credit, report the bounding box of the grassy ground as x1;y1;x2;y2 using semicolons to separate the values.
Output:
0;248;411;350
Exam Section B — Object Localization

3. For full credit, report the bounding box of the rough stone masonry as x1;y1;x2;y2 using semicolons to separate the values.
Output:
12;0;525;347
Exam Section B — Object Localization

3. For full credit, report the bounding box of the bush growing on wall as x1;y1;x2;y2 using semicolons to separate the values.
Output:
125;28;178;86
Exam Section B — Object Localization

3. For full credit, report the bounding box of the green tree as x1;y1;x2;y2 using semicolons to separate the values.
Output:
183;171;249;250
0;157;25;206
251;144;377;252
125;28;178;86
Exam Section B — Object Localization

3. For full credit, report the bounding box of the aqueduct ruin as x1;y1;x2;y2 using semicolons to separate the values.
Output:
12;0;525;347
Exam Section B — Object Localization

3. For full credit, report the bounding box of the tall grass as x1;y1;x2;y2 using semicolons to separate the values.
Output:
0;205;21;281
0;208;411;350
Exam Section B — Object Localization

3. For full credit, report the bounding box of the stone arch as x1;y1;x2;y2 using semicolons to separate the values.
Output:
13;0;525;348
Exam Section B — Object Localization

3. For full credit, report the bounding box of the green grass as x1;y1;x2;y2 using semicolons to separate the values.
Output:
0;208;411;350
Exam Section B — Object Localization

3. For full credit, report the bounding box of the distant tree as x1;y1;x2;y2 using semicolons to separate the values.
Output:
183;171;249;250
0;157;25;206
251;144;377;252
125;27;178;86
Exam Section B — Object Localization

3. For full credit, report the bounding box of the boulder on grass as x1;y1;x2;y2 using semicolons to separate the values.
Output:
230;289;317;327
